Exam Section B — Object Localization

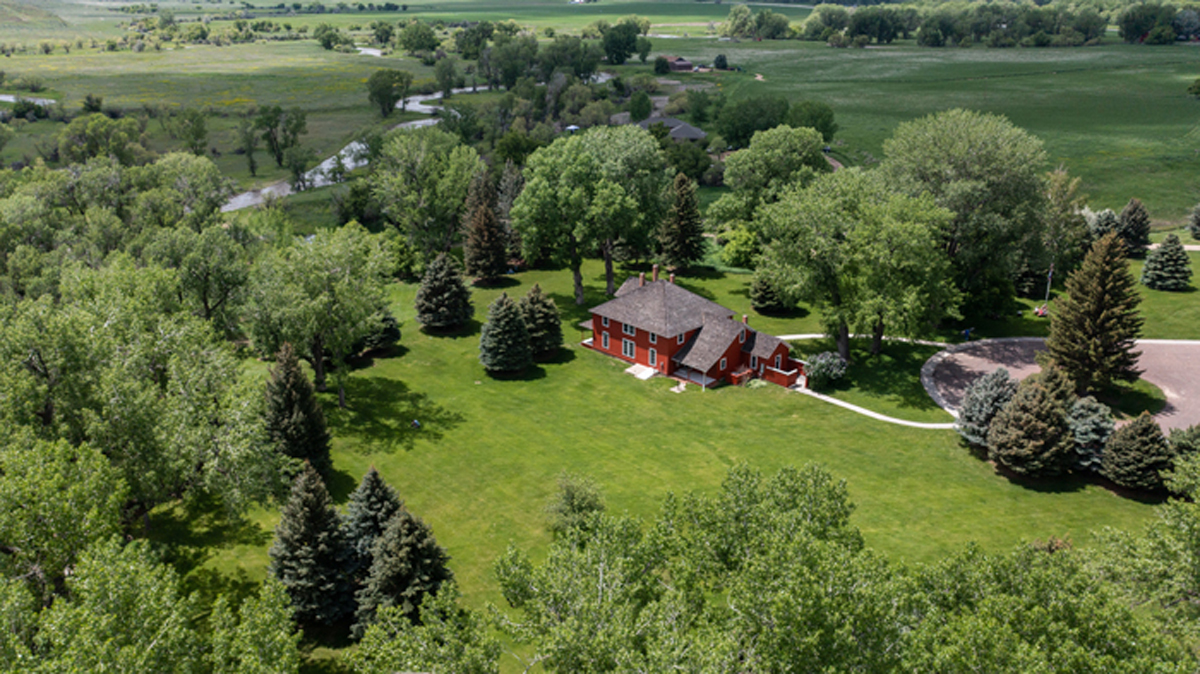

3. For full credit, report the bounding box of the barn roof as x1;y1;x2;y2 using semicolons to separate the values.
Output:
591;278;733;338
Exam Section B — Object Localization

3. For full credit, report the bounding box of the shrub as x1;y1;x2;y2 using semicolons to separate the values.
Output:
545;471;605;537
956;368;1019;449
713;53;728;69
654;55;669;74
987;377;1074;477
805;351;847;391
1103;412;1174;491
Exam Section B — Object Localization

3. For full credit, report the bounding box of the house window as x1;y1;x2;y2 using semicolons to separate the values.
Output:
622;339;636;359
719;357;727;372
739;330;745;344
751;355;758;370
775;354;782;369
649;333;657;344
649;348;657;367
601;316;609;327
677;333;685;345
622;323;636;337
602;333;610;349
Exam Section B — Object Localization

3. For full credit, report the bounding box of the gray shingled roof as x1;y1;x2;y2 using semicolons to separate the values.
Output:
673;313;747;372
636;117;708;141
591;278;733;338
743;329;786;362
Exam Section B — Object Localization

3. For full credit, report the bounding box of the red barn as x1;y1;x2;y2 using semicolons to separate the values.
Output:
581;269;802;388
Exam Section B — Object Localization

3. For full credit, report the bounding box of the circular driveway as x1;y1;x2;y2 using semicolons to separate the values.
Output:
924;338;1200;431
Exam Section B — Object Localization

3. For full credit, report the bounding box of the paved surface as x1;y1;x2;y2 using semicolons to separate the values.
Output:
923;337;1200;431
790;386;955;430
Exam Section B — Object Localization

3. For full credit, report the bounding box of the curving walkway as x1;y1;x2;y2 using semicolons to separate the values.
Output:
789;385;955;429
922;337;1200;431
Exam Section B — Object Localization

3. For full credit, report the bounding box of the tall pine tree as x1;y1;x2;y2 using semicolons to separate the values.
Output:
659;173;706;270
479;292;532;373
344;467;403;583
1141;234;1193;291
265;343;333;480
269;464;355;629
518;284;562;358
1046;232;1143;394
1103;412;1174;491
987;377;1074;477
462;172;507;283
352;507;454;638
955;368;1018;449
1117;197;1151;256
415;253;474;330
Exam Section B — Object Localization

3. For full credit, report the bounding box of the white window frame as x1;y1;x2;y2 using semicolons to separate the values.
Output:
602;333;610;349
775;354;782;369
622;323;637;337
649;348;657;367
601;316;609;327
677;333;686;345
622;339;636;359
649;332;657;344
719;357;727;371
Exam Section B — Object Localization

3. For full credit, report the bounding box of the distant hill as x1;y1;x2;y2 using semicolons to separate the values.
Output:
0;0;67;28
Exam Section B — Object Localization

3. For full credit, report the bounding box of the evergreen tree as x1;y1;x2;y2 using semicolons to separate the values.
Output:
344;467;403;583
269;464;355;629
414;253;474;330
479;293;532;374
265;343;332;480
1046;232;1143;394
750;273;790;314
353;508;454;638
987;378;1075;477
659;173;706;269
518;284;562;358
1188;203;1200;242
1169;424;1200;458
1141;233;1193;291
955;368;1018;449
1067;396;1114;472
1117;197;1151;256
497;160;525;262
1088;208;1118;242
1029;364;1076;413
1102;412;1174;491
462;173;508;284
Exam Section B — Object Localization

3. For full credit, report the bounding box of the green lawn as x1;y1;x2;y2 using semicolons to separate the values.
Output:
153;260;1160;625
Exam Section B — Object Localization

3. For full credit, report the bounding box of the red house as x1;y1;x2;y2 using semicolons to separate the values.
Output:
582;268;802;388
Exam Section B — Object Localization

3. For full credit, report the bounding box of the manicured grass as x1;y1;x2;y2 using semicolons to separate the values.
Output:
791;338;955;424
155;260;1159;625
1130;252;1200;340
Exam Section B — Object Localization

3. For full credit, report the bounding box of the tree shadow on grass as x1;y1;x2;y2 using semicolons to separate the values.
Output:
420;318;483;339
324;466;360;503
822;341;946;415
487;365;547;381
990;460;1170;503
344;344;409;372
548;289;609;326
147;493;272;590
536;346;577;365
324;376;465;455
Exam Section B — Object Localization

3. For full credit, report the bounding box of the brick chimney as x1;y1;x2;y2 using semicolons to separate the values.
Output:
669;273;675;284
742;314;749;324
652;264;660;282
638;272;645;287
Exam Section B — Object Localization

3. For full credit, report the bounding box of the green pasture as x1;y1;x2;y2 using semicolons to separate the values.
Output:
153;260;1160;625
661;39;1200;220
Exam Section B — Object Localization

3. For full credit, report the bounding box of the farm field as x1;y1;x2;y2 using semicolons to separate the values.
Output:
156;260;1161;622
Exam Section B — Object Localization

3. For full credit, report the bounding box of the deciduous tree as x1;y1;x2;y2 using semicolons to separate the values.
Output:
366;69;414;117
210;578;302;674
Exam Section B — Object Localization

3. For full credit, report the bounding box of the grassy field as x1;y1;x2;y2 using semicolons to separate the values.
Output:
656;39;1200;220
153;260;1161;627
